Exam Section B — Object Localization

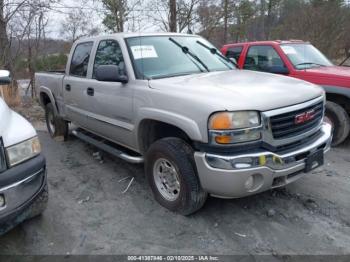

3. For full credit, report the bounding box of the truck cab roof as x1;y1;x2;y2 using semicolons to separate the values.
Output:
77;32;197;43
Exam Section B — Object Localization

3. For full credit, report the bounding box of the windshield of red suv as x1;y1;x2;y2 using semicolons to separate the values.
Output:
280;43;333;69
126;36;235;80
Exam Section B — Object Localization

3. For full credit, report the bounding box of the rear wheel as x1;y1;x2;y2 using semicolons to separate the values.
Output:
45;103;69;141
325;101;350;146
145;138;207;215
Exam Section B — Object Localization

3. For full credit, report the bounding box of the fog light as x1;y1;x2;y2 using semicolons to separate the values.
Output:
0;194;5;207
244;174;264;192
245;176;254;190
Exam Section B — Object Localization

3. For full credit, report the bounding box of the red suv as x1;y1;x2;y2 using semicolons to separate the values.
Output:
221;40;350;145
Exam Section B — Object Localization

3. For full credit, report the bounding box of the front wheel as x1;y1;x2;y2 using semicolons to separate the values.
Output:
325;101;350;146
145;138;207;215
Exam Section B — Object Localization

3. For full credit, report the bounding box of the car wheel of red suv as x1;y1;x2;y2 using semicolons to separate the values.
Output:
325;101;350;146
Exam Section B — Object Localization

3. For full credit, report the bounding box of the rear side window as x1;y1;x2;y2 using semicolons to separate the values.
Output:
70;42;93;77
226;46;243;62
93;40;125;78
243;45;284;71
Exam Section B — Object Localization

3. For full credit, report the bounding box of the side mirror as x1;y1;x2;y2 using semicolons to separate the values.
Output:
0;70;11;85
268;65;289;75
95;65;128;83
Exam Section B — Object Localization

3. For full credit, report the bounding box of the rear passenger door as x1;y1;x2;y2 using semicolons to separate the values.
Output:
84;39;134;147
63;41;94;128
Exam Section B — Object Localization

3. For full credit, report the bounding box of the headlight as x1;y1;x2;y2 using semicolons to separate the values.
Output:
209;111;261;144
209;111;260;130
6;137;41;167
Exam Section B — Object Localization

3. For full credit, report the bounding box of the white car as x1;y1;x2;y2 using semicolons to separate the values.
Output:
0;70;48;235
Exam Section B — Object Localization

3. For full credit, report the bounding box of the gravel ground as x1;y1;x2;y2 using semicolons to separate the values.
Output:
0;113;350;255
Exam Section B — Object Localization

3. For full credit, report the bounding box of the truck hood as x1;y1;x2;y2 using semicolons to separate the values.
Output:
303;66;350;87
149;70;324;111
0;97;36;147
305;66;350;78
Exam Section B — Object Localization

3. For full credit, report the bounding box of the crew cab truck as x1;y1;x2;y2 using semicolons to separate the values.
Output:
221;40;350;145
0;70;48;235
36;33;332;215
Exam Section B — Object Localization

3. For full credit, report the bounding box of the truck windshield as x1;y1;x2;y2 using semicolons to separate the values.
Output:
280;44;333;70
126;36;234;79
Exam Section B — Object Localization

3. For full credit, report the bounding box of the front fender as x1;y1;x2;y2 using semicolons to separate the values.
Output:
136;107;204;142
323;85;350;99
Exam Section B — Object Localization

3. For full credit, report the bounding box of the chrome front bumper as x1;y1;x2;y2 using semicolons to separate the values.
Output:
194;122;332;198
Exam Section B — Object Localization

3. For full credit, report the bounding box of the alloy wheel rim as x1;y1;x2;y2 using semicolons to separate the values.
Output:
153;158;181;201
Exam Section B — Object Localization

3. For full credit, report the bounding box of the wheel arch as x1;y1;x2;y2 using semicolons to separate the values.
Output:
323;86;350;115
138;119;195;154
39;87;58;115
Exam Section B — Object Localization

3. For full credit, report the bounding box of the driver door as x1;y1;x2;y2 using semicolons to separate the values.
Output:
83;39;134;147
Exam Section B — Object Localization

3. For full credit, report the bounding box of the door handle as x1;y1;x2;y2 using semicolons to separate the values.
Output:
65;84;71;91
87;87;94;96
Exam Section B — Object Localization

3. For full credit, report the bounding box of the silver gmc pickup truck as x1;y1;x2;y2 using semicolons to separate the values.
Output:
35;33;332;215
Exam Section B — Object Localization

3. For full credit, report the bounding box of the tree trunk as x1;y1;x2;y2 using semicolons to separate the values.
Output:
169;0;177;32
223;0;228;44
0;0;17;100
0;0;10;69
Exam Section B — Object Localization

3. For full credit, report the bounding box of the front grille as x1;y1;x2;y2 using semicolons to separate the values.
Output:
270;101;324;140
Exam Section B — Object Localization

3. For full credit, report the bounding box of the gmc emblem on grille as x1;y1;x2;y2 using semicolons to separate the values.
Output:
295;109;316;124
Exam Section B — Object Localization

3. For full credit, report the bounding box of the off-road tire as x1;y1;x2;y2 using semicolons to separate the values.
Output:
325;101;350;146
26;184;49;220
45;103;69;141
145;138;208;215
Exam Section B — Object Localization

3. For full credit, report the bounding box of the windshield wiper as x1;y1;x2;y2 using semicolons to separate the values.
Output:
295;62;326;68
169;37;210;72
340;56;350;66
196;40;238;68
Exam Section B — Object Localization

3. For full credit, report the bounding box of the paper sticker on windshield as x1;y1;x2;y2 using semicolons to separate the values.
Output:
281;46;297;55
131;45;158;59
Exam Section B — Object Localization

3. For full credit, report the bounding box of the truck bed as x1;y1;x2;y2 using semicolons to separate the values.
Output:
35;71;65;100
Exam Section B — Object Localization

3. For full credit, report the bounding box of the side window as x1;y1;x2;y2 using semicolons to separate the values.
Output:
93;40;125;78
69;42;93;77
226;46;243;62
243;45;285;72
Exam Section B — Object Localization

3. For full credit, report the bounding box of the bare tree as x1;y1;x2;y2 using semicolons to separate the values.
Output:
100;0;140;32
147;0;199;32
169;0;176;32
223;0;229;43
0;0;28;72
15;0;54;97
197;0;222;40
60;8;99;43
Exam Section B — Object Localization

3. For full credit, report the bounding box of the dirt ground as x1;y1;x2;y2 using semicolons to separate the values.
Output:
0;104;350;255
